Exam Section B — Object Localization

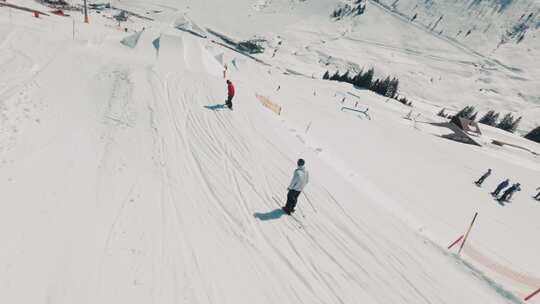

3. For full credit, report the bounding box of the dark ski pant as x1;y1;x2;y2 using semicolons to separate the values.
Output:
283;189;301;214
475;176;487;186
499;190;513;202
226;95;234;109
491;185;506;196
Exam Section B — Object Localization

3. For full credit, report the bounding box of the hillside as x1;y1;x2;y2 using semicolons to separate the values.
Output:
1;1;539;303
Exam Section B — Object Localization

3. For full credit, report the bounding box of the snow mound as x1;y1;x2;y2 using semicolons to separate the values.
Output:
174;15;208;38
155;33;187;72
155;32;223;77
120;30;143;49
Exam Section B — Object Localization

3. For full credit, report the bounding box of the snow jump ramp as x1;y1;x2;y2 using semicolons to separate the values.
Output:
155;33;223;77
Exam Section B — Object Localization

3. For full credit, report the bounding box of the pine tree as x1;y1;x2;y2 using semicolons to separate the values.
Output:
455;106;475;119
330;71;340;81
455;106;467;118
322;70;330;80
381;77;392;97
339;71;350;82
492;112;500;125
524;125;540;143
398;96;409;105
387;77;399;98
370;79;380;92
363;68;374;88
510;116;522;133
437;108;446;117
497;113;515;132
352;69;364;87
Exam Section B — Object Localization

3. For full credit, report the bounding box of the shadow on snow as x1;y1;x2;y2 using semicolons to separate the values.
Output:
204;104;228;111
254;208;285;221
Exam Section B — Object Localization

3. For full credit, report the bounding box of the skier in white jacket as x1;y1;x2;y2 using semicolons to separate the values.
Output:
283;159;309;215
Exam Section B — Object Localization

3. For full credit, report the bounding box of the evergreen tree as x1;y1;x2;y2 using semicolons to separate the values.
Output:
455;106;475;119
329;71;340;81
387;77;399;98
381;77;392;97
322;70;330;80
362;68;374;88
352;69;364;87
497;113;515;132
437;108;446;117
479;110;500;126
524;125;540;143
339;71;351;82
492;112;500;125
370;79;380;92
398;96;409;105
510;116;522;133
478;111;492;124
455;106;467;118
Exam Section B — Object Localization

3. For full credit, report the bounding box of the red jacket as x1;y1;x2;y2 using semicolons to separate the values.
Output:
227;82;235;97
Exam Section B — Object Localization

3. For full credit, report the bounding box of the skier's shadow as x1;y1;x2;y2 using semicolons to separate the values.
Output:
494;198;511;206
254;208;285;221
204;104;227;111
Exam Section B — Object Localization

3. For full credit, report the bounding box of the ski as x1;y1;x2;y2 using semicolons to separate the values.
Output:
272;197;304;229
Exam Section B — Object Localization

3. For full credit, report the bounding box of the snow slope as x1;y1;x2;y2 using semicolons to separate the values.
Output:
250;1;539;132
373;0;540;53
1;1;539;304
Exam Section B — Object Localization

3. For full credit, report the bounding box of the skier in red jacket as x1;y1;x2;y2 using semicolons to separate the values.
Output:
226;80;235;110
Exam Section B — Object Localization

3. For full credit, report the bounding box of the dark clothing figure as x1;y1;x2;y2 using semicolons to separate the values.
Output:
498;183;521;202
284;190;301;215
226;80;235;109
475;169;491;186
491;179;509;196
282;159;309;215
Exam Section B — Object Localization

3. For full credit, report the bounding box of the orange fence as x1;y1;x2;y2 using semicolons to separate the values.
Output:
256;94;281;115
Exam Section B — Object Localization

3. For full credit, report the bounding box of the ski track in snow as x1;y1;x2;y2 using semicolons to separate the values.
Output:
84;47;519;303
0;3;535;304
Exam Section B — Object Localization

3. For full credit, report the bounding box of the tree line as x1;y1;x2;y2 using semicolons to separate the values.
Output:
322;69;412;107
438;106;540;143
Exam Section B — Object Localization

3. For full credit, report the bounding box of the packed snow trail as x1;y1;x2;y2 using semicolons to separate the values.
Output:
0;14;523;304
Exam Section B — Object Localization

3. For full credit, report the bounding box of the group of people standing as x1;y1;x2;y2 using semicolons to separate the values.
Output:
474;169;536;203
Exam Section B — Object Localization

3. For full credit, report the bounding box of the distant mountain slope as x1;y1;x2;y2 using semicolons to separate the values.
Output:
372;0;540;54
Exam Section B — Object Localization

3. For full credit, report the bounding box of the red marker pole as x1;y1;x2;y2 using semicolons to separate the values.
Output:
447;235;464;250
525;287;540;301
83;0;89;23
458;212;478;255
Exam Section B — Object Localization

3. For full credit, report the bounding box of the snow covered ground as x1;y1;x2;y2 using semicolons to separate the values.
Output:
1;1;539;303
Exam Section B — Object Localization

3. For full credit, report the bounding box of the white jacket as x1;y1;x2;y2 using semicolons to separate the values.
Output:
288;166;309;192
